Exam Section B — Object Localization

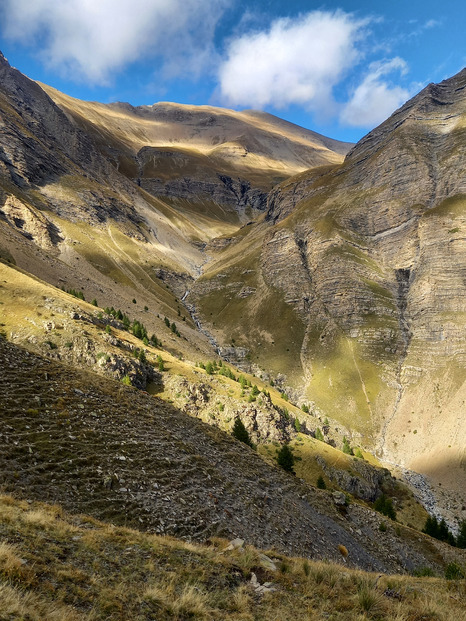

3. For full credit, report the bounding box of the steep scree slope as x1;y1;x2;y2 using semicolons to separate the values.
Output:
0;336;459;575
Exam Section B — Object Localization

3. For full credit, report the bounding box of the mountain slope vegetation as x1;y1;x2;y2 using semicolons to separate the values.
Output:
0;48;465;585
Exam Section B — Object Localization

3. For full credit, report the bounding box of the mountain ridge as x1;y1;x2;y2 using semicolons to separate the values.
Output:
1;54;465;540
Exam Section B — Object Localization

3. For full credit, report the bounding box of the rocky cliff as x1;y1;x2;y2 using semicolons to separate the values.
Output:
191;69;466;510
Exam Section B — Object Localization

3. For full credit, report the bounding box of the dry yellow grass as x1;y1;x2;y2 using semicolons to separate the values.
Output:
0;493;464;621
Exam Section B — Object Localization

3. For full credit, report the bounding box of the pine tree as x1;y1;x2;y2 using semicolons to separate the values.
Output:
456;520;466;548
277;444;295;474
342;436;353;455
232;417;252;447
317;475;326;489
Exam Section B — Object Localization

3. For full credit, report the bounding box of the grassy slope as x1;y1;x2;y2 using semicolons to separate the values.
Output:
0;494;465;621
0;259;434;533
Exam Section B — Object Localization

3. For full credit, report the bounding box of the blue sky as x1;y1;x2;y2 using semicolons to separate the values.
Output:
0;0;465;143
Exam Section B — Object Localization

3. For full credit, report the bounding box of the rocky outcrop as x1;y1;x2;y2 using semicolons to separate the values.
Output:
316;455;394;502
136;147;268;220
0;52;142;227
0;195;63;248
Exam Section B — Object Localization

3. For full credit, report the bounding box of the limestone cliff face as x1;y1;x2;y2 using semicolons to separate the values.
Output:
0;52;139;225
135;146;268;219
193;69;466;490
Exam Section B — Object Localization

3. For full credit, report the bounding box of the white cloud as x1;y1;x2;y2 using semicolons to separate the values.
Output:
340;58;411;128
408;18;441;37
0;0;229;84
217;10;368;114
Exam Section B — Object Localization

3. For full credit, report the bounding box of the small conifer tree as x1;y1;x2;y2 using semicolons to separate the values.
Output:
342;436;353;455
277;444;295;474
457;520;466;548
317;475;326;489
232;417;252;447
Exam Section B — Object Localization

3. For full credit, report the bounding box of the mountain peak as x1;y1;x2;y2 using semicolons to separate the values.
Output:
0;50;9;66
346;67;466;164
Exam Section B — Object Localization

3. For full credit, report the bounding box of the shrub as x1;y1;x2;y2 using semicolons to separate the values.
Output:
315;428;324;441
412;566;435;577
121;375;132;386
138;349;147;363
232;418;253;447
374;494;396;520
301;404;309;413
277;444;295;474
445;562;465;580
66;287;85;301
357;586;384;615
316;476;326;490
131;320;148;341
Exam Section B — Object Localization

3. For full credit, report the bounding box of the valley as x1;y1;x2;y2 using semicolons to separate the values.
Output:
0;48;465;618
